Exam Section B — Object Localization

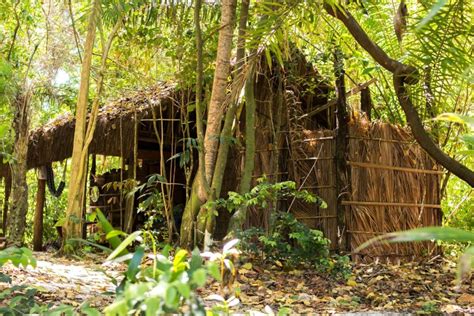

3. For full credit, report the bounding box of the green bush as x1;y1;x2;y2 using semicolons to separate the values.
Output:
212;179;327;213
103;232;239;315
238;212;333;267
237;213;352;279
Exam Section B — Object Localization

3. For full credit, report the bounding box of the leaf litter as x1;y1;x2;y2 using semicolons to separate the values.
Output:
0;252;472;314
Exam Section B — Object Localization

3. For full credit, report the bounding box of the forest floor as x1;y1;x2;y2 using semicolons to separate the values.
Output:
1;252;473;314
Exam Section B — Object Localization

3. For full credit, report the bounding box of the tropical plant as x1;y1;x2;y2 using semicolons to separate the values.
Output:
103;232;240;315
212;178;326;217
237;212;329;266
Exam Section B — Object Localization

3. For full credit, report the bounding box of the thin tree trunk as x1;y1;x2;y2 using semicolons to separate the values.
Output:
203;0;238;185
194;0;210;202
8;91;32;246
180;0;238;247
63;0;101;248
333;48;351;251
227;64;256;234
2;173;11;236
198;0;250;236
179;0;209;249
180;177;203;248
64;5;124;249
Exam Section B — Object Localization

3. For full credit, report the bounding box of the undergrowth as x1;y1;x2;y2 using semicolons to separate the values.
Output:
237;212;352;280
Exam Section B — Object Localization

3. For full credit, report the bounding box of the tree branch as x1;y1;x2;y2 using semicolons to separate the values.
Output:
324;3;418;84
324;2;474;187
393;72;474;187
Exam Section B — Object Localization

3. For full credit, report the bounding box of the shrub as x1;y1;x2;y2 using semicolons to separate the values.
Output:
104;232;240;315
238;212;331;267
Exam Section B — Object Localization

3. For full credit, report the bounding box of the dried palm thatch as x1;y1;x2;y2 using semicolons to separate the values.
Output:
287;128;338;249
287;118;442;260
0;84;177;177
346;118;442;261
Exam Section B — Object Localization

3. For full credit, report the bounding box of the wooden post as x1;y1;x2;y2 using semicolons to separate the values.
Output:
33;167;47;251
360;87;372;120
124;156;136;233
333;48;351;252
2;172;11;236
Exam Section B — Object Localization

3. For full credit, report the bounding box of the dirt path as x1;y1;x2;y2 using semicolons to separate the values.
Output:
1;252;473;314
0;252;121;309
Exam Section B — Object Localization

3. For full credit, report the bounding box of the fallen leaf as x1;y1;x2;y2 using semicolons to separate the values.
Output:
457;293;474;305
347;278;357;287
242;262;253;270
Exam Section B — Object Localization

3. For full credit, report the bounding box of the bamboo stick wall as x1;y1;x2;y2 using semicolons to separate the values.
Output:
284;119;442;260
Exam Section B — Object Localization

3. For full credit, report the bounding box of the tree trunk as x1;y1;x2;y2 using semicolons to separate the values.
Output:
180;177;203;248
194;0;210;202
8;91;31;246
203;0;238;185
333;48;351;251
360;87;372;120
33;167;47;251
227;64;256;235
393;73;474;187
197;0;249;236
2;173;11;236
324;2;474;188
63;0;100;248
63;2;124;250
180;0;238;247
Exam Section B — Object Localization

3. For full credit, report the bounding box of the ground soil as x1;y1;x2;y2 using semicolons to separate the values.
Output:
1;252;473;314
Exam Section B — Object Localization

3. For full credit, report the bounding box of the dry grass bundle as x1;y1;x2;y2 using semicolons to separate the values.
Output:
346;119;442;261
288;129;338;249
283;118;442;259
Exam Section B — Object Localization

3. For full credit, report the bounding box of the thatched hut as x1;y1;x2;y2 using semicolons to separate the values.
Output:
0;57;442;260
0;84;190;247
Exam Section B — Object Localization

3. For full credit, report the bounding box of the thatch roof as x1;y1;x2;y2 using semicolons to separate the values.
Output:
0;84;177;177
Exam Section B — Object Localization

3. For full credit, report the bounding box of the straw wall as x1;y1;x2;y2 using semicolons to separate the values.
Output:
285;118;442;259
346;119;442;261
287;129;338;249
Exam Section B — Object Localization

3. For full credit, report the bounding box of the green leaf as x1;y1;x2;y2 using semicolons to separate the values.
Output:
175;282;191;299
207;262;221;281
173;249;188;266
104;300;128;316
416;0;447;30
461;134;474;146
356;227;474;253
126;247;145;281
96;209;125;251
164;286;178;308
188;248;202;274
106;231;142;261
191;268;207;287
434;113;474;129
265;49;272;70
106;230;127;240
143;297;161;316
